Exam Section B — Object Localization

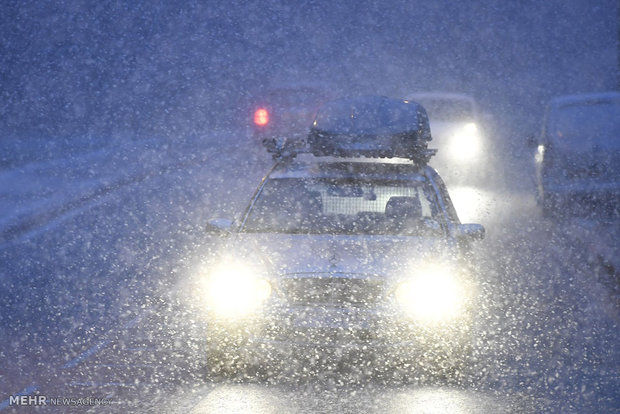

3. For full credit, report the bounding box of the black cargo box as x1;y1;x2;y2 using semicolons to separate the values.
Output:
308;96;432;160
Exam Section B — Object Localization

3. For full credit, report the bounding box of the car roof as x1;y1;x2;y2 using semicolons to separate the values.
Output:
268;155;428;182
548;91;620;107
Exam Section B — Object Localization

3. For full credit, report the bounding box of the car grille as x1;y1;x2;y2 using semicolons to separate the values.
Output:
278;276;384;305
266;326;379;345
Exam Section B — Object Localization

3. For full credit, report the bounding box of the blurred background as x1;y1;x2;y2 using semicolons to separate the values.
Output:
1;0;617;145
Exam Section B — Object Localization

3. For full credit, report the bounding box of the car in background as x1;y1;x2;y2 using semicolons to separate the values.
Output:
249;83;337;142
405;92;489;183
534;92;620;217
197;96;486;378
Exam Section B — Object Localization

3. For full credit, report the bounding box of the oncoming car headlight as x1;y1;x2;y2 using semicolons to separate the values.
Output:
395;264;470;325
202;261;272;319
448;122;482;161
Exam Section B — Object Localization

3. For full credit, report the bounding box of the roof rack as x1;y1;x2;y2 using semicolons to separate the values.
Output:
263;136;437;165
262;137;311;162
263;96;438;165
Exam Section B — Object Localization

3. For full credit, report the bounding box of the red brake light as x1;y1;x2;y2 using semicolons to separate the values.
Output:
254;108;269;126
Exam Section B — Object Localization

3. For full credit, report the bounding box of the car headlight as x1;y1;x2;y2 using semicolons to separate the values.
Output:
395;264;469;325
448;122;482;161
203;261;272;319
535;144;545;164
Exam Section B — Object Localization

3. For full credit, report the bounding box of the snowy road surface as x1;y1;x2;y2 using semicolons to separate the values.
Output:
0;131;618;413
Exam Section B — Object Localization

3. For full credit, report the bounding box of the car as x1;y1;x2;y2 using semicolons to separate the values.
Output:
198;96;486;378
249;83;337;143
534;91;620;217
404;92;489;183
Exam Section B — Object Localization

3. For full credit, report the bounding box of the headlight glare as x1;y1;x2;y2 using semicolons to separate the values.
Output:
395;265;467;325
449;122;481;161
204;262;271;319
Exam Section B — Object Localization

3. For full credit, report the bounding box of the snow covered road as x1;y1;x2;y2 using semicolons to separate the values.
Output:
0;132;618;413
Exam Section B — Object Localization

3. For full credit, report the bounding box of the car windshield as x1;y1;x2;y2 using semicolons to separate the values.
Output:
549;101;620;150
411;98;474;122
242;177;442;235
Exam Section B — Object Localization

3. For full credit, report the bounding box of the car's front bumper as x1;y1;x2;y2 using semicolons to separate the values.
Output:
205;305;473;370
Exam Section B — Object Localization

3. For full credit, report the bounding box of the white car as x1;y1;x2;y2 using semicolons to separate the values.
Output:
199;96;485;377
405;92;488;183
535;91;620;216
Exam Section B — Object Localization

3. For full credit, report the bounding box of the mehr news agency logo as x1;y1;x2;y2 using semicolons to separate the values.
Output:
10;394;112;407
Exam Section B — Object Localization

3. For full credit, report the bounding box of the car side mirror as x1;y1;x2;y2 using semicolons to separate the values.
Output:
205;218;234;234
454;223;485;241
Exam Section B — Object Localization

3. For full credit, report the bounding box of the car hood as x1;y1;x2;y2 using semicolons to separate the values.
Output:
227;233;453;279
